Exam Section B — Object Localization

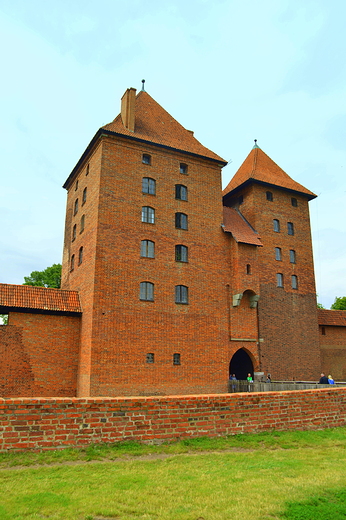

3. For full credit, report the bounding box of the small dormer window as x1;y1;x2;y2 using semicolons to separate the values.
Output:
142;154;151;165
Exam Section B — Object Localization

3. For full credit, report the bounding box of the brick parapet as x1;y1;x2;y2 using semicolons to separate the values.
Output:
1;389;345;451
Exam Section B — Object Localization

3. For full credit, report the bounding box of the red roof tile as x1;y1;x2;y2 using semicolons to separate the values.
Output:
0;284;82;314
318;309;346;326
223;207;263;246
223;146;316;199
102;90;226;164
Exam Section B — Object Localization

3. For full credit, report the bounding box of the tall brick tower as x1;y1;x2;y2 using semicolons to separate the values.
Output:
223;143;321;380
61;86;231;397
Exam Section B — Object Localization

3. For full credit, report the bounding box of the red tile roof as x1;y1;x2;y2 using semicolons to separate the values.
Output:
102;90;226;164
223;146;316;200
0;284;82;314
223;207;263;246
318;309;346;326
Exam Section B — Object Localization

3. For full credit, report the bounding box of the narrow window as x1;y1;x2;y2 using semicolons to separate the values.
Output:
289;249;296;263
273;219;280;232
142;177;156;195
78;246;83;265
275;247;282;261
173;353;181;365
291;197;298;207
276;273;283;287
175;285;188;304
175;185;188;201
82;187;87;205
70;254;75;272
80;215;85;233
246;264;251;274
140;282;154;301
74;198;79;216
266;191;273;201
142;154;151;165
291;275;298;289
72;224;77;242
175;245;188;262
287;222;294;235
142;206;155;224
180;163;188;174
86;164;89;176
146;353;155;363
175;212;188;230
75;180;79;191
321;326;326;336
141;240;155;258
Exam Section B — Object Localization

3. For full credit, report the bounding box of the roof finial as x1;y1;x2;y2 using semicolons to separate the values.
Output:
253;139;259;149
141;79;145;91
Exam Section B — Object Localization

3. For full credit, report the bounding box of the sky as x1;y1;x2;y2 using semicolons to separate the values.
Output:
0;0;345;309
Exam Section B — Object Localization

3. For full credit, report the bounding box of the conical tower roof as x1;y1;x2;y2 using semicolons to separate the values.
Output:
102;90;226;164
223;144;316;200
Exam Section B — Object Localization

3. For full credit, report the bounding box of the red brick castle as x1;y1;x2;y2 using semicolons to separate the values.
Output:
1;86;346;397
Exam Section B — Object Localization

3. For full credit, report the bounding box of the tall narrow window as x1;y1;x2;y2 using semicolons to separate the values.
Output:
266;191;273;201
142;177;156;195
70;255;75;272
82;187;87;205
291;197;298;207
289;249;296;263
75;180;79;191
291;275;298;289
72;224;77;242
273;219;280;232
74;198;79;216
142;206;155;224
276;273;283;287
180;163;188;174
146;353;155;363
175;212;188;230
275;247;282;261
175;245;188;262
142;154;151;165
141;240;155;258
246;264;251;274
175;285;188;304
287;222;294;235
173;353;181;365
175;185;188;201
86;164;89;176
321;327;326;336
78;246;83;265
140;282;154;301
80;214;85;233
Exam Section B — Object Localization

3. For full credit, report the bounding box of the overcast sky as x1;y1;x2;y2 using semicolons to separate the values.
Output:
0;0;345;309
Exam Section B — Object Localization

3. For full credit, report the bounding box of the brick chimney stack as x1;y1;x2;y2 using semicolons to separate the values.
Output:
121;88;136;132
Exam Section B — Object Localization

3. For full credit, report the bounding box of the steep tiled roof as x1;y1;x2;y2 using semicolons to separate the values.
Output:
0;284;82;314
102;90;226;164
318;309;346;326
223;207;263;246
223;145;316;200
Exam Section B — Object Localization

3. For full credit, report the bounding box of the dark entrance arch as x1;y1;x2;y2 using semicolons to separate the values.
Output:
229;349;254;380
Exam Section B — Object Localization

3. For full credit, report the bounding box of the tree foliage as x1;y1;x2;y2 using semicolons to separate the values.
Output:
331;296;346;310
23;263;62;289
0;314;8;325
317;302;324;309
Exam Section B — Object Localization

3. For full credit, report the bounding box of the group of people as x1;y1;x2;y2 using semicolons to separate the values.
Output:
318;373;335;384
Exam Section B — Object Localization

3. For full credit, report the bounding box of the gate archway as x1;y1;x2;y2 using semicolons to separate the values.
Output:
229;348;254;380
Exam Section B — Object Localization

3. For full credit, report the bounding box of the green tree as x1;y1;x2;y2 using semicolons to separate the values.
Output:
0;314;8;325
23;263;62;289
331;296;346;310
317;302;324;309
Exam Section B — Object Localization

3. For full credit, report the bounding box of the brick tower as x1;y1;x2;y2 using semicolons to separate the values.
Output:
61;86;232;397
223;143;321;380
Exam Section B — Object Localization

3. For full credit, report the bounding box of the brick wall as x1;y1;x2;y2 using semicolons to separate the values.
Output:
1;389;345;451
319;325;346;380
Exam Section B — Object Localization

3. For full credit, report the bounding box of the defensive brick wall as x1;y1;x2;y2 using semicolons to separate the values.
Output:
1;388;346;451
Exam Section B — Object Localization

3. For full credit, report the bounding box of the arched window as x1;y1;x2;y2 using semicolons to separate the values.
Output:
141;240;155;258
273;219;280;232
275;247;282;261
142;177;156;195
291;275;298;289
70;255;75;272
291;197;298;207
175;245;188;262
140;282;154;301
78;246;83;265
175;212;188;230
142;206;155;224
80;215;85;233
175;285;188;304
74;198;79;216
289;249;296;263
75;180;79;191
72;224;77;242
86;164;89;176
175;185;188;201
276;273;283;287
82;187;87;205
287;222;294;235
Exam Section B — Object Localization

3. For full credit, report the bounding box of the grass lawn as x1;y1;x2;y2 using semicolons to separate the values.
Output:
1;428;346;519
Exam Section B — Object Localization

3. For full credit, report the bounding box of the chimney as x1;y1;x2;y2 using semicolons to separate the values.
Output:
121;88;136;132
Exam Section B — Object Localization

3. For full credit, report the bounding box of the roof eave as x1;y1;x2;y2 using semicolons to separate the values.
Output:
223;178;317;202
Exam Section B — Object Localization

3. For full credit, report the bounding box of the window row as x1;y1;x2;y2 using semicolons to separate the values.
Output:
276;273;298;289
275;248;296;263
146;353;181;365
273;219;294;235
72;215;85;241
266;191;298;207
141;241;188;262
142;154;188;175
142;207;188;229
75;165;89;191
70;247;84;271
73;187;87;216
142;178;188;200
140;282;188;304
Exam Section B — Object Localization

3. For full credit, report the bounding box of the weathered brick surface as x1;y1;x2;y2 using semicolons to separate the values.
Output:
319;325;346;380
1;389;345;451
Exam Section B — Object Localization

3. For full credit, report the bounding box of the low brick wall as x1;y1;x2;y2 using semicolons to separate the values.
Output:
1;388;346;451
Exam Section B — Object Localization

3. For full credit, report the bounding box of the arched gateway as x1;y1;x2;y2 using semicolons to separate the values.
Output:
229;348;254;380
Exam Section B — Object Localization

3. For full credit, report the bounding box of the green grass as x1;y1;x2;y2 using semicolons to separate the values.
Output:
1;428;346;519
